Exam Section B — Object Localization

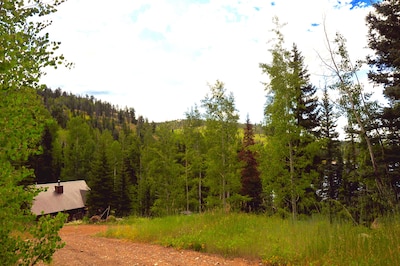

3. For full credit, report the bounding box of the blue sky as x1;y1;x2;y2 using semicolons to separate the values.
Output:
42;0;378;124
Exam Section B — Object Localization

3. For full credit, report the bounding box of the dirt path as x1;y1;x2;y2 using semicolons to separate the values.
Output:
40;224;262;266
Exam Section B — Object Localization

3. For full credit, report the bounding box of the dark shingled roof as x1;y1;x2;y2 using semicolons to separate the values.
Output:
31;180;90;215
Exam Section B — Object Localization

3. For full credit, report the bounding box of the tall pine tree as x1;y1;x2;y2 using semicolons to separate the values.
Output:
87;130;114;216
260;19;320;219
238;117;263;212
366;0;400;208
183;105;206;213
318;86;343;222
290;44;320;136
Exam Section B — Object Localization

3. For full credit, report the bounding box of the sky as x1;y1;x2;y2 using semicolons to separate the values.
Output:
41;0;380;124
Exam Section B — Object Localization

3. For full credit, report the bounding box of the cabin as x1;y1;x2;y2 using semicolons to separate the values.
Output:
31;180;90;221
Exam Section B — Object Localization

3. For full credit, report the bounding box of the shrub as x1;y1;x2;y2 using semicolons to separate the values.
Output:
106;215;117;223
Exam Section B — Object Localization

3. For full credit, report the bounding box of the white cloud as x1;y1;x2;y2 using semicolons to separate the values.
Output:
41;0;378;124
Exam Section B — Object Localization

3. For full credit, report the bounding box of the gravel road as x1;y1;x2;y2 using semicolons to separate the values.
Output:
38;224;262;266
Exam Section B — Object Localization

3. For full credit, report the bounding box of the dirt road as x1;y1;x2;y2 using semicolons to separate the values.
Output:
40;224;261;266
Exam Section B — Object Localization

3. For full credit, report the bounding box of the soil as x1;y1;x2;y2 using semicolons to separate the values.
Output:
38;224;262;266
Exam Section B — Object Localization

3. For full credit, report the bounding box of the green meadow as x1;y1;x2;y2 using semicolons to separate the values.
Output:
101;212;400;265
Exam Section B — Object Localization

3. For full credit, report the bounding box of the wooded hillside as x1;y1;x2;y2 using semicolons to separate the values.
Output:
25;0;400;225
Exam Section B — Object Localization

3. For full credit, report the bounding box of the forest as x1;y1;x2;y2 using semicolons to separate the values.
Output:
26;0;400;226
2;1;399;264
2;0;398;222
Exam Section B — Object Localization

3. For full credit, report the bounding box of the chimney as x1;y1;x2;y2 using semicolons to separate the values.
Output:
55;180;63;194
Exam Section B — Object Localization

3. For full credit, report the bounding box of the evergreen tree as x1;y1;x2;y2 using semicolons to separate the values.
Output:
117;154;134;216
260;20;320;219
183;105;206;213
124;133;141;216
366;0;400;101
290;44;320;136
29;120;59;183
136;117;157;216
339;132;365;224
87;131;114;216
238;117;263;212
147;124;185;216
114;131;134;216
290;44;321;215
108;139;123;211
318;86;343;222
366;0;400;207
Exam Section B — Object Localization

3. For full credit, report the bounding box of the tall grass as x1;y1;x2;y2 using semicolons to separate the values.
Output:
101;212;400;265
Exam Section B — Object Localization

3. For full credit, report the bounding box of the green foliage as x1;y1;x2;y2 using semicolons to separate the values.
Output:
87;130;114;216
17;213;67;265
260;20;321;219
201;81;241;210
238;117;263;212
1;0;69;263
325;28;396;219
366;0;400;212
29;120;60;183
0;0;70;90
10;1;398;225
61;116;95;181
182;105;206;213
147;124;185;216
366;0;400;100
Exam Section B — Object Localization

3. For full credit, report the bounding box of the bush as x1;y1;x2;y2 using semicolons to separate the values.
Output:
106;215;117;223
82;215;90;224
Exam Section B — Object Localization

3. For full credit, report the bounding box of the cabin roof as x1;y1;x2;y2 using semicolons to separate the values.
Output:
31;180;90;215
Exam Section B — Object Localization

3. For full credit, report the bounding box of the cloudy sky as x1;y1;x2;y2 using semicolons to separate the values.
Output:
41;0;379;124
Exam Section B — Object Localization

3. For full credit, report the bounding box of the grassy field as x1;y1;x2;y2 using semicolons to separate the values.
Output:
101;212;400;265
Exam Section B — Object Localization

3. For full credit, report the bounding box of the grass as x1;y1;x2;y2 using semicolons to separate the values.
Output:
100;212;400;265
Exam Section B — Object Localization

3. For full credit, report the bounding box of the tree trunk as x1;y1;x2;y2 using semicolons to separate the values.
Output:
198;171;202;213
185;150;189;212
322;26;393;207
288;141;297;220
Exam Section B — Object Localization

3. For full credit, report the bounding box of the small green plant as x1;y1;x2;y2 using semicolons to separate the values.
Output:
106;215;117;223
82;215;90;224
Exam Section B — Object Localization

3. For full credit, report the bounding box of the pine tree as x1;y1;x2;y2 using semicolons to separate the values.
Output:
136;117;157;216
290;44;320;136
29;121;59;183
183;105;206;213
318;86;343;222
290;44;321;215
260;19;320;219
366;0;400;100
87;131;114;216
114;131;134;216
115;154;133;216
366;0;400;207
238;117;263;212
